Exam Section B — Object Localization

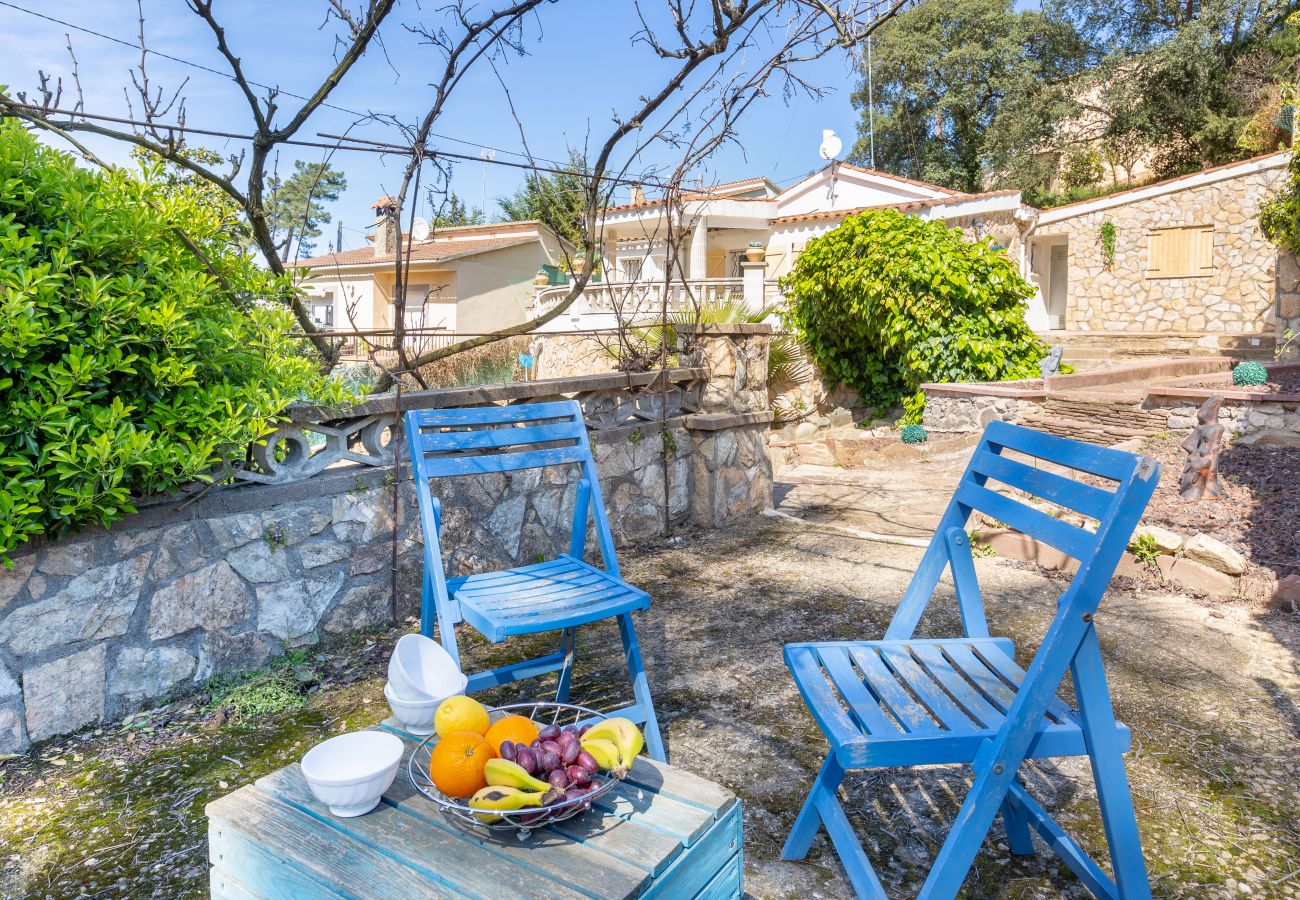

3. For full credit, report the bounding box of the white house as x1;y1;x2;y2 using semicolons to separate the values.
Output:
297;198;567;355
534;161;1045;331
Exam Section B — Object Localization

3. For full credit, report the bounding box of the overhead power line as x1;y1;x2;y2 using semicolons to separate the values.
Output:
0;0;567;168
4;101;736;195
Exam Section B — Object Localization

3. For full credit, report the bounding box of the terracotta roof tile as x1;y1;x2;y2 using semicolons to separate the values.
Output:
299;234;540;269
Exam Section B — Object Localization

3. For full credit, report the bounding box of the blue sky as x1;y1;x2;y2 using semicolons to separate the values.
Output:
0;1;881;252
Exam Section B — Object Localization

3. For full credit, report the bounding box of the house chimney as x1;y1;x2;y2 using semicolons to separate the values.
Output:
371;195;399;257
630;183;646;205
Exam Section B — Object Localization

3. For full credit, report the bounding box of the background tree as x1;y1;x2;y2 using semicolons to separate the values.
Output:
850;0;1089;192
497;150;589;246
430;191;485;228
267;160;348;261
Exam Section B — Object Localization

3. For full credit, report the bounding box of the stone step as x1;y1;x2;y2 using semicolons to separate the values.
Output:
794;441;835;467
1040;398;1168;430
1019;413;1156;445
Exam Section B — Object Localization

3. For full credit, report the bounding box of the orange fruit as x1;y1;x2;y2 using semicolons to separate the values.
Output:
483;715;540;755
429;730;496;799
434;695;491;738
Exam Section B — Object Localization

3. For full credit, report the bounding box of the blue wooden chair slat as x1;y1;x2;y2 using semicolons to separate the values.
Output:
783;421;1159;898
969;448;1114;521
954;481;1098;560
413;399;585;427
909;645;1005;729
814;647;901;737
417;420;584;452
876;645;978;732
845;647;942;735
404;400;665;761
416;444;591;477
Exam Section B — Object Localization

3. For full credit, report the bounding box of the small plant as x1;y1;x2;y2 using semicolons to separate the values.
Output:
263;522;288;552
900;424;929;444
1233;360;1268;386
897;390;926;427
968;530;996;557
206;650;317;719
1128;532;1161;571
628;428;644;444
660;429;678;460
1099;221;1117;271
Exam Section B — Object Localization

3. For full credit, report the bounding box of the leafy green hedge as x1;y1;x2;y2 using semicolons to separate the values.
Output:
0;122;343;557
779;209;1048;412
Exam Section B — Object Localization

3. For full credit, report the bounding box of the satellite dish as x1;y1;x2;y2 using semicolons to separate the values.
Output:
411;217;430;242
819;129;843;161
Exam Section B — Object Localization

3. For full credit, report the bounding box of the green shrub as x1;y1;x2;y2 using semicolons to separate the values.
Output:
779;209;1048;409
1232;360;1268;386
0;122;346;559
900;424;929;444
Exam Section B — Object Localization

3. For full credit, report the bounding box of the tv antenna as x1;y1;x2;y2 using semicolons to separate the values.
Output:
479;147;496;213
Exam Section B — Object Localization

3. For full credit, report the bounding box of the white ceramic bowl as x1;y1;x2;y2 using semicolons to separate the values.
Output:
388;633;467;700
383;682;457;736
300;730;403;817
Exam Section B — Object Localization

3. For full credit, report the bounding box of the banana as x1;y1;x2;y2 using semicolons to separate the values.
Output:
484;758;553;793
583;717;645;772
579;737;623;775
467;785;557;823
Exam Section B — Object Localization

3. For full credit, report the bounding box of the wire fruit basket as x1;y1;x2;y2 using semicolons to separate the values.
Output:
408;701;620;836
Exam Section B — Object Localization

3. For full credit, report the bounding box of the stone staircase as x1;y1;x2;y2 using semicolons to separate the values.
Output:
1019;397;1169;445
1044;332;1275;372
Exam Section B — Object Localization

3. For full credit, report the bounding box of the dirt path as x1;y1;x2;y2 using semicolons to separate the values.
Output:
2;517;1298;898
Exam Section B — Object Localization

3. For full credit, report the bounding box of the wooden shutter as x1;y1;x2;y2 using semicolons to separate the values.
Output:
1147;225;1214;278
705;250;726;279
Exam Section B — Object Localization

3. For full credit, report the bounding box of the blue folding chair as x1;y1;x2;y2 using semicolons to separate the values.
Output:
783;421;1159;898
403;399;665;761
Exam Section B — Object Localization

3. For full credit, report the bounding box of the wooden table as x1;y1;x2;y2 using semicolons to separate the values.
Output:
206;721;743;898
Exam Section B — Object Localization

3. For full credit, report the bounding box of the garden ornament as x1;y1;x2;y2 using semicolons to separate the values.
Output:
1178;395;1225;500
1039;346;1063;379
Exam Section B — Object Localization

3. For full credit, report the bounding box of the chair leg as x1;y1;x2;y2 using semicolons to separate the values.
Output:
1000;783;1035;857
617;613;665;761
555;628;576;703
1072;629;1152;900
783;754;844;860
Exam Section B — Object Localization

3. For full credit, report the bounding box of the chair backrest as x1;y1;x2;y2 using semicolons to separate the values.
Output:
886;420;1160;642
403;399;618;575
403;400;593;479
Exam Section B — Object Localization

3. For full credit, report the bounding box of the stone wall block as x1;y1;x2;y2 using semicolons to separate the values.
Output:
110;645;197;704
0;554;34;614
206;512;263;551
38;542;96;576
148;560;251;640
227;540;292;584
196;631;271;681
149;524;211;581
257;572;345;643
23;645;107;741
0;554;149;657
323;580;392;634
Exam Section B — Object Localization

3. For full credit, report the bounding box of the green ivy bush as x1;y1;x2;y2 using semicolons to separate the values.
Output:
779;209;1049;411
1232;360;1268;386
0;122;346;558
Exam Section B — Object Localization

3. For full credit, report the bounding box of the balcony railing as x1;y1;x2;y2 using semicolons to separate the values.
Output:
534;278;745;320
332;330;459;364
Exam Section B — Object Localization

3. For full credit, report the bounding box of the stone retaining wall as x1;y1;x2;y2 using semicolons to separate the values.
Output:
922;392;1045;432
0;329;773;753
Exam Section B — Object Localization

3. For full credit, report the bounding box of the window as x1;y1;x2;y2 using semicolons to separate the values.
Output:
1147;225;1214;278
309;292;334;327
619;258;643;281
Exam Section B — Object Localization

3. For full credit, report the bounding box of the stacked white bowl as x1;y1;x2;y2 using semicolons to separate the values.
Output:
301;730;403;817
384;633;468;735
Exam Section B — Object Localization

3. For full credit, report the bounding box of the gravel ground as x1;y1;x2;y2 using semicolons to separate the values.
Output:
1136;435;1300;579
2;517;1299;898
